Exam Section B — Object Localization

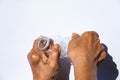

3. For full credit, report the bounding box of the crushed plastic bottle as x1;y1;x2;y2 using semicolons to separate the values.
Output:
37;35;70;58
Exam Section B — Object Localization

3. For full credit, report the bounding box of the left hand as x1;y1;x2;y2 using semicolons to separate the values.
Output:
27;39;61;80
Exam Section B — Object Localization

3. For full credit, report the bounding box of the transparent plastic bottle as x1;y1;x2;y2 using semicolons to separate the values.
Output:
37;35;70;58
52;35;70;58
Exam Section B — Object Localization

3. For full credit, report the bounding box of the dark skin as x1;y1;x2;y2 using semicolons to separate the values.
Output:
27;31;106;80
27;40;61;80
68;31;106;80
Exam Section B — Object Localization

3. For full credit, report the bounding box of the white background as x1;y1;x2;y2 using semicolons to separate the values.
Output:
0;0;120;80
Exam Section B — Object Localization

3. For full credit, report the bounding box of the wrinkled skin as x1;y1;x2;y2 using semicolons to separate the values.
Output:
27;40;61;80
27;31;106;80
68;31;106;80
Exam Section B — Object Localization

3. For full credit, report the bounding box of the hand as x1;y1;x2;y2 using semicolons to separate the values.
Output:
68;31;106;65
68;31;106;80
27;39;61;80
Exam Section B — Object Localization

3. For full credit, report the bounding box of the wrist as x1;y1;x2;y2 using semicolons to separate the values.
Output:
73;57;97;80
33;78;53;80
71;56;88;65
33;77;53;80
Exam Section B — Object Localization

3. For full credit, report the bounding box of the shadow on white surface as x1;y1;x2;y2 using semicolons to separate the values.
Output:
97;44;119;80
55;44;119;80
56;57;71;80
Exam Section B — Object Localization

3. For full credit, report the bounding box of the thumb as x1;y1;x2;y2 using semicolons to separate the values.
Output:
48;44;61;64
98;51;106;62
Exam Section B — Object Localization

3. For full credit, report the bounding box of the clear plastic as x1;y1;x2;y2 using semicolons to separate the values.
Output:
37;36;51;50
37;35;70;58
52;35;70;58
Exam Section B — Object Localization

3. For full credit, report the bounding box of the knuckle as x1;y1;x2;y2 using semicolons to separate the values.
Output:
82;31;99;38
91;31;99;38
27;52;32;61
82;31;91;38
27;51;40;64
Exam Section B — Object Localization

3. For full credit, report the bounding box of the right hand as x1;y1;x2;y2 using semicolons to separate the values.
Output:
68;31;106;65
68;31;106;80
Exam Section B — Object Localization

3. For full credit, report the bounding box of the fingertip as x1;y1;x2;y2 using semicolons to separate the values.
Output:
48;44;61;62
54;44;59;49
54;44;61;52
91;31;99;38
27;52;40;64
72;32;80;39
33;39;38;50
102;51;106;58
98;51;106;62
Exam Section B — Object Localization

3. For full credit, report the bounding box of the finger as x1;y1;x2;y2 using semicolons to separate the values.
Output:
98;45;106;62
46;39;54;50
27;51;40;64
98;51;106;62
41;53;48;64
32;39;40;51
32;39;45;56
71;32;80;40
94;44;106;62
94;43;103;62
48;44;61;64
81;31;99;38
91;31;99;38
